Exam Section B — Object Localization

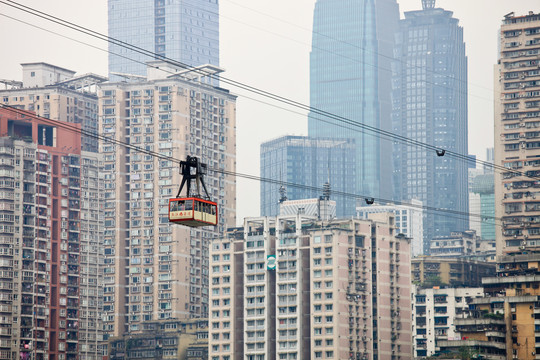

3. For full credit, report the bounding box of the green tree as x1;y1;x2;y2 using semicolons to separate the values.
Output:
421;275;447;288
458;346;480;360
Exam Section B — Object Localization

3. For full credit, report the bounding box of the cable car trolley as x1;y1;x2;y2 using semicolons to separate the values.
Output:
169;156;218;227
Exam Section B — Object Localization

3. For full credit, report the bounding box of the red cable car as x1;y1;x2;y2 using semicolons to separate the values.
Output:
169;156;218;227
169;197;218;227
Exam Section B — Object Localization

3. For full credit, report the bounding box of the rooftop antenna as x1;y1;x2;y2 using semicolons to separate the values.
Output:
322;182;331;201
279;168;287;204
318;165;332;221
422;0;435;9
504;12;515;19
321;166;331;201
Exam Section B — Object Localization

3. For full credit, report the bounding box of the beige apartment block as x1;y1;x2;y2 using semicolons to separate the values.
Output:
209;214;412;360
0;63;106;153
494;12;540;255
99;62;236;339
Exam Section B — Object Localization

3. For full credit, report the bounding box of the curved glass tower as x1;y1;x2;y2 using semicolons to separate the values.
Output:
308;0;399;200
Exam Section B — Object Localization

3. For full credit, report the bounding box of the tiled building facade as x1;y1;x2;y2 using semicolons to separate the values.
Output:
0;108;103;359
99;62;236;339
494;11;540;255
209;214;412;360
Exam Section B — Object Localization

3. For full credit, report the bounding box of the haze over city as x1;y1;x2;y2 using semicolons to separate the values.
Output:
1;0;540;359
0;0;537;221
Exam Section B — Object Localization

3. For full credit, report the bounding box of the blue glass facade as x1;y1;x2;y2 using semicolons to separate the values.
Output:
308;0;399;200
471;174;495;241
108;0;219;78
260;136;356;218
392;6;468;253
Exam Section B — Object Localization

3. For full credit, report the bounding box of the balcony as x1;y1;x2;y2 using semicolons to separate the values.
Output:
437;339;506;351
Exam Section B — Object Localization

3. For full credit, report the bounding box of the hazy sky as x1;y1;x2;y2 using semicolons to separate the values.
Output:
0;0;538;223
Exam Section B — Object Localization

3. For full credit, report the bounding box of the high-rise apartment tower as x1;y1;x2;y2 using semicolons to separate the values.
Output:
209;214;412;360
495;11;540;255
392;1;468;253
0;108;104;360
99;62;236;339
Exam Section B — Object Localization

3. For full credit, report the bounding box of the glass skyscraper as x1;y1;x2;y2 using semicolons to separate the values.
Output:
392;2;468;253
308;0;400;201
260;136;356;218
108;0;219;77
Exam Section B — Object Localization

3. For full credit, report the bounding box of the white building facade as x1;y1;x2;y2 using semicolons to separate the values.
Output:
357;199;424;256
412;286;484;358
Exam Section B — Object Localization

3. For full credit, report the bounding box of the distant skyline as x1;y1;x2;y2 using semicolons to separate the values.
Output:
0;0;538;223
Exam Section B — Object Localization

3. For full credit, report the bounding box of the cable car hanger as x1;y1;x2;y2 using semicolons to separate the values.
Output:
169;156;218;227
176;155;211;200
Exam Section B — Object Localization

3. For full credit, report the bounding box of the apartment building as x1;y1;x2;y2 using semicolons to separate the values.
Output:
0;108;103;360
411;286;484;358
412;257;496;287
435;254;540;359
429;230;479;258
437;298;507;360
279;198;336;220
356;199;424;257
434;11;540;360
495;11;540;255
0;62;106;153
209;214;412;360
99;61;236;339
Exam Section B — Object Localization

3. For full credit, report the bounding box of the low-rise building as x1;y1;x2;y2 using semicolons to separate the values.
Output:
108;319;208;360
412;286;484;358
430;231;479;258
436;298;509;360
434;254;540;360
412;257;496;287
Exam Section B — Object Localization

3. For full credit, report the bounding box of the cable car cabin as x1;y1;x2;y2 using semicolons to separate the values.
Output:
168;198;218;227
